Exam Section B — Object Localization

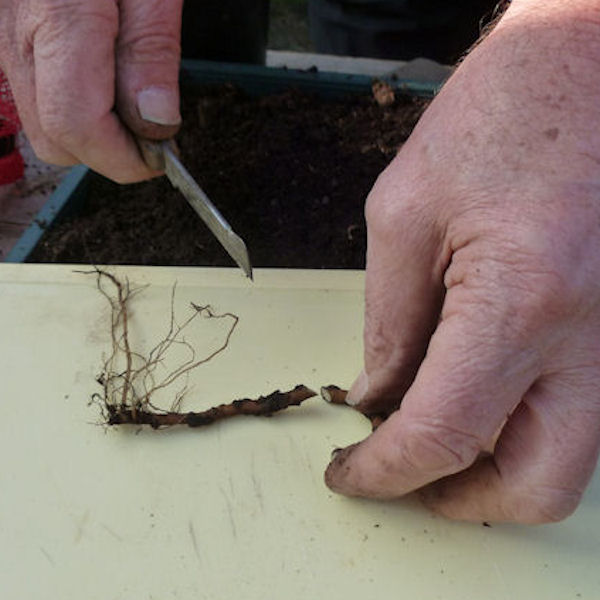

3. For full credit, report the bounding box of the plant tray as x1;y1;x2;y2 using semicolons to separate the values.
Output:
5;59;438;264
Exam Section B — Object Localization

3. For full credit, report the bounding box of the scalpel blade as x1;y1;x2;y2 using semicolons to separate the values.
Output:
139;139;253;280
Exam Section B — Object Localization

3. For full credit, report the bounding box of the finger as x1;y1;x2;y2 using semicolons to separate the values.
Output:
346;157;446;416
419;374;600;523
326;254;544;497
116;0;183;139
2;60;77;166
32;2;154;182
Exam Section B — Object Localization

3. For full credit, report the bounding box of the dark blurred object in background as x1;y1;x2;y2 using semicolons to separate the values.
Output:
181;0;271;64
309;0;500;63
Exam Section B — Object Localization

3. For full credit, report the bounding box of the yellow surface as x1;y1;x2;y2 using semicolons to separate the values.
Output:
0;264;598;599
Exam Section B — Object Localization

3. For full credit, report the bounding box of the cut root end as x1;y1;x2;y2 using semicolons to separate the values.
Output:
321;385;387;431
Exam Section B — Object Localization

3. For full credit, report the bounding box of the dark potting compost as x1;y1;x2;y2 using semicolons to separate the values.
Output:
29;85;427;269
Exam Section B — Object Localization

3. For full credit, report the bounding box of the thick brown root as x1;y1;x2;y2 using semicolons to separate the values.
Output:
106;385;316;429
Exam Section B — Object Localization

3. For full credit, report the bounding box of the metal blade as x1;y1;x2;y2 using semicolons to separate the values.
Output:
161;143;253;280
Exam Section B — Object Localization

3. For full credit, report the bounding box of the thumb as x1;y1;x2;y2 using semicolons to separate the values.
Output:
116;0;183;140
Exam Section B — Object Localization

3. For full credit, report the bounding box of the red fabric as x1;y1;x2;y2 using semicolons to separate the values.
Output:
0;70;24;184
0;151;25;185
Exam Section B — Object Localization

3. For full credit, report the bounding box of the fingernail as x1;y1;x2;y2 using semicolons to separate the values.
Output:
324;442;360;493
137;86;181;126
346;370;369;406
331;447;345;459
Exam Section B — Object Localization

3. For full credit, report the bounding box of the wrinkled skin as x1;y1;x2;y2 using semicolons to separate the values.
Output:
0;0;183;182
325;0;600;523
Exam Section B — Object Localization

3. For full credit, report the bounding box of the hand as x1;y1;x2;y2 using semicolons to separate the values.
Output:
0;0;183;182
325;0;600;523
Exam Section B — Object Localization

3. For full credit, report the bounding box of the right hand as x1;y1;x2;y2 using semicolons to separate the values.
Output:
0;0;183;183
325;0;600;523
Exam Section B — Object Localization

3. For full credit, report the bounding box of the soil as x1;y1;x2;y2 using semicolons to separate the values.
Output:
29;84;427;269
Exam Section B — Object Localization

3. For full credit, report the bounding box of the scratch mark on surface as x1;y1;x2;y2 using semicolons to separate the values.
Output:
101;523;123;542
251;454;264;512
484;538;511;599
302;445;317;487
219;486;238;539
188;520;201;564
74;510;90;543
287;435;299;460
492;560;511;599
40;547;55;566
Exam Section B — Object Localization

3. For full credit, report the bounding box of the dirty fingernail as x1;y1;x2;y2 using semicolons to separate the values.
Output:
325;442;360;493
137;86;181;126
346;370;369;406
330;447;345;459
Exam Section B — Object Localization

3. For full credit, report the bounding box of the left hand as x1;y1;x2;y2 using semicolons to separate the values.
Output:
324;0;600;524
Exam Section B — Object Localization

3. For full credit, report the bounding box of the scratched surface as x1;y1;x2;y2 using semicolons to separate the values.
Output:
0;264;598;600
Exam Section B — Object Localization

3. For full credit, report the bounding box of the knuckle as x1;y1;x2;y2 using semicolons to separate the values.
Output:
452;238;575;345
28;132;75;166
496;221;591;325
401;422;481;476
118;29;180;64
39;108;90;151
516;256;571;314
501;263;574;343
30;2;117;42
365;163;431;241
497;279;564;340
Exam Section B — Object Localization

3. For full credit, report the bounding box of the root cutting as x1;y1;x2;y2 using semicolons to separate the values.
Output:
321;385;387;430
106;385;316;429
83;268;316;429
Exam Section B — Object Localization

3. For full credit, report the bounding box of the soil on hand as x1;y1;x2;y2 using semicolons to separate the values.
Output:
29;85;427;269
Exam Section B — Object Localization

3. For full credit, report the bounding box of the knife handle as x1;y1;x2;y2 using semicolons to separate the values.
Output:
136;138;180;172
